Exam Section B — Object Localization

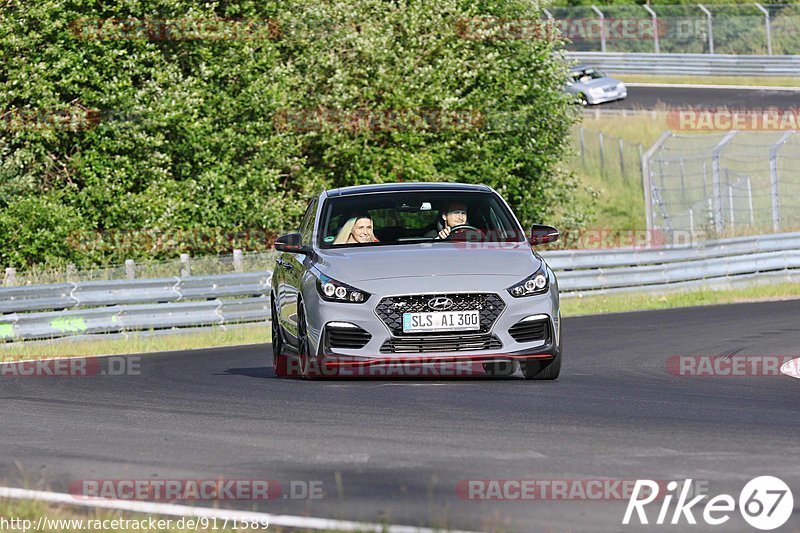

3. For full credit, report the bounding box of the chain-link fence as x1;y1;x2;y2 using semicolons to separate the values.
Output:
546;3;800;55
573;126;645;186
645;131;800;239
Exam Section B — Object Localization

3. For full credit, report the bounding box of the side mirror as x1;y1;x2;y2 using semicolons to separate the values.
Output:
529;224;559;245
274;233;309;254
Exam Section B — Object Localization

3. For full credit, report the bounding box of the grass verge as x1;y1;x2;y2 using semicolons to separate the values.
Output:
616;74;800;88
0;323;270;362
560;282;800;317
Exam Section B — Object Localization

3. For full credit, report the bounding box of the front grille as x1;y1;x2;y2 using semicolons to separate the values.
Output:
508;318;550;344
380;333;502;354
325;324;371;349
375;293;505;336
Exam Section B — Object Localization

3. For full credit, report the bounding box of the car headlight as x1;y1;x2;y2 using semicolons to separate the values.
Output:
507;266;549;297
616;82;626;91
315;273;370;303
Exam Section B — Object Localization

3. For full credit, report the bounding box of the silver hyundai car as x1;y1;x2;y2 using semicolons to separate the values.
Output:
270;182;562;380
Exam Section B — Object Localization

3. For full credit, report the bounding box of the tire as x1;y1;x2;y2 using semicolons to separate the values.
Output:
482;361;516;377
271;297;298;378
520;352;561;380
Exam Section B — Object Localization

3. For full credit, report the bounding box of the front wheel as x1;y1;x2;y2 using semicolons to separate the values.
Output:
520;352;561;380
272;297;298;378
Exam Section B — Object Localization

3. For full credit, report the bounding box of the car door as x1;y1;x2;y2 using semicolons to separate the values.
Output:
277;197;318;347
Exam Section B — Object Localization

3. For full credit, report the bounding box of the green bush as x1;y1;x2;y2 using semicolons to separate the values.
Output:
0;0;585;267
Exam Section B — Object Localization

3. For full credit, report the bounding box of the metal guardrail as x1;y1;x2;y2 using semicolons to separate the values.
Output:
542;231;800;295
564;51;800;76
0;272;272;341
2;232;799;340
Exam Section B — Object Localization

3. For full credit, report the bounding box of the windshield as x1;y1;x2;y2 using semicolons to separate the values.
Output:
570;68;606;82
318;190;524;248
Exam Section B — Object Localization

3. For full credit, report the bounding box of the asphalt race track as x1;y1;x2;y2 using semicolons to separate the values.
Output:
602;85;800;111
1;300;799;532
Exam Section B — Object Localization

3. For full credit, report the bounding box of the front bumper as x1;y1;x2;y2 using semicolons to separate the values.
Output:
303;278;561;364
586;87;627;105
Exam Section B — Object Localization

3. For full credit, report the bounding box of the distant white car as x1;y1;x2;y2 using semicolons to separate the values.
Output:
565;66;627;105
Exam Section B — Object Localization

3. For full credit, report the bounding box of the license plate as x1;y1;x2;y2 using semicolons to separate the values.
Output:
402;311;480;333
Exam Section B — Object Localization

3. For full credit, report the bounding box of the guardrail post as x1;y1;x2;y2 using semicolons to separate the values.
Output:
233;249;244;273
643;4;660;53
125;259;135;280
591;5;606;52
698;4;714;54
3;267;16;287
755;3;772;56
769;131;794;232
711;130;737;233
180;253;191;277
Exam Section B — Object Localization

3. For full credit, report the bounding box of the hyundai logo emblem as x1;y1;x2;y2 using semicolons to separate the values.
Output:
428;296;454;311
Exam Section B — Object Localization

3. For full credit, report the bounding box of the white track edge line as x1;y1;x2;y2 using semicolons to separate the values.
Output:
625;82;800;91
0;487;478;533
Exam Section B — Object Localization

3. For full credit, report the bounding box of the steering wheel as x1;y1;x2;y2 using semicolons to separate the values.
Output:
442;224;485;240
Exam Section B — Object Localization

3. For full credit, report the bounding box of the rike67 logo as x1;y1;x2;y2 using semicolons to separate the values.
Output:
623;477;793;530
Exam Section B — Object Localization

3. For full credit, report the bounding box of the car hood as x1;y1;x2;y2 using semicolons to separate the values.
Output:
314;243;541;283
574;77;620;90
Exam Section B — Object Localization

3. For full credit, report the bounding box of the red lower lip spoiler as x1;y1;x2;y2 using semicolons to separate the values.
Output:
322;353;553;368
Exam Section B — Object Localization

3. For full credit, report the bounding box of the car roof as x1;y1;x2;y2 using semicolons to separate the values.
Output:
325;182;493;197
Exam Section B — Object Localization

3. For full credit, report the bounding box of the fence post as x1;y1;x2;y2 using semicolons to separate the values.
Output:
643;4;660;53
180;253;191;277
746;176;754;226
698;4;714;54
3;267;16;287
233;249;244;273
755;3;772;55
728;184;735;231
769;131;794;232
591;5;606;52
641;131;672;237
125;259;135;280
711;130;737;233
598;131;605;176
618;137;625;180
579;127;586;168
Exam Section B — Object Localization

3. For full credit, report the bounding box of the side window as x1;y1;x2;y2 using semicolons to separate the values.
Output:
299;199;318;245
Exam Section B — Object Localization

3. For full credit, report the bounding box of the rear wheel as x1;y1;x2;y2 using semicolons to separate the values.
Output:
520;352;561;380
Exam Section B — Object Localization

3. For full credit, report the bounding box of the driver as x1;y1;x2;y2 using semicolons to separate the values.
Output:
436;202;468;239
